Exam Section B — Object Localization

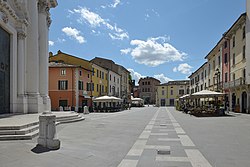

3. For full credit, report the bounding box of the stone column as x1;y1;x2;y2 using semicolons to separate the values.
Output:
26;0;43;113
16;28;28;113
38;1;51;111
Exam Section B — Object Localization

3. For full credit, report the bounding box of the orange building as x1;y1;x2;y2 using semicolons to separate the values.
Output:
49;62;92;112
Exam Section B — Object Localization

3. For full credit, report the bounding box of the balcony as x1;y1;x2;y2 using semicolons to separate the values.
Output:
223;77;246;89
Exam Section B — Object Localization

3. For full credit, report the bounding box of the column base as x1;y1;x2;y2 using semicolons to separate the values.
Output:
27;93;43;113
16;95;28;114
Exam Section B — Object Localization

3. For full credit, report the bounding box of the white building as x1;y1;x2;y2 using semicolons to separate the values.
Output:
108;70;121;97
0;0;57;114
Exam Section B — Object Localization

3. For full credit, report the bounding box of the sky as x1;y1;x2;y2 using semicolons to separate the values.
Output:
48;0;246;84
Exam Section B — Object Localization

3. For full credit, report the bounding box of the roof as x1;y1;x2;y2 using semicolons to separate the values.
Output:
188;62;207;78
138;77;161;84
204;13;246;59
49;62;78;68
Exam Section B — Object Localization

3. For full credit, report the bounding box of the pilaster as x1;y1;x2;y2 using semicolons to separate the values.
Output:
38;0;51;111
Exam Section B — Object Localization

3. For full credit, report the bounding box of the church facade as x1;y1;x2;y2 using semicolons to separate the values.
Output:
0;0;57;114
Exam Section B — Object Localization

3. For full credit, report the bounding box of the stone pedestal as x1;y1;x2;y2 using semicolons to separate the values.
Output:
37;111;60;150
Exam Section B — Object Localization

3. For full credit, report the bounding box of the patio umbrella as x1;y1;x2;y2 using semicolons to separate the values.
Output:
191;90;224;98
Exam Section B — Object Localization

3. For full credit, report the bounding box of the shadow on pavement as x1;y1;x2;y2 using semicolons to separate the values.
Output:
31;144;53;154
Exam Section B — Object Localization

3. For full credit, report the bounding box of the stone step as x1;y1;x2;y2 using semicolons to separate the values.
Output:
0;114;85;140
57;115;85;124
0;121;39;130
0;124;39;135
0;129;39;141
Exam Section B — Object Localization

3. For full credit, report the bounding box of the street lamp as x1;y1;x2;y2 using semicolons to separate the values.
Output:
215;68;220;92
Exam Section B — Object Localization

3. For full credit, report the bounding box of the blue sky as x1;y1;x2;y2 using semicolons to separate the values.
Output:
49;0;245;84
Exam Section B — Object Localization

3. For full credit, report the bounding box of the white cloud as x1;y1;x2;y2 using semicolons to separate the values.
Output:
173;63;193;75
126;36;186;67
110;0;121;8
71;7;129;40
62;27;86;44
154;74;173;83
49;41;54;46
128;69;145;85
120;48;131;55
101;0;121;9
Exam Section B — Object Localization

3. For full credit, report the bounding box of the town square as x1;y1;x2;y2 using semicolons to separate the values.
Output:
0;0;250;166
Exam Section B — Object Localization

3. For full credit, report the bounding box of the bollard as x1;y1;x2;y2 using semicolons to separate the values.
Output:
37;111;60;150
83;106;89;114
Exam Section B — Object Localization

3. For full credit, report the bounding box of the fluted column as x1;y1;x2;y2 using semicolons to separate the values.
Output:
38;0;51;110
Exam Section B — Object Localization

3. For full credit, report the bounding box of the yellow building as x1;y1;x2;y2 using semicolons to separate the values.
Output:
156;80;189;106
91;63;108;98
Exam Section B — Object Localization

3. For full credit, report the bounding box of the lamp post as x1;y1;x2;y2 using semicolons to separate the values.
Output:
215;68;220;92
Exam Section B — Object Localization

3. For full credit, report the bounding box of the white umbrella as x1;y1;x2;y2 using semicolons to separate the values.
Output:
179;94;190;99
93;96;122;102
191;90;224;98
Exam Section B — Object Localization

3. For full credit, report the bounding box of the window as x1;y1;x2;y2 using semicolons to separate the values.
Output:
78;81;84;90
225;73;228;83
179;89;184;95
233;53;235;65
117;78;119;83
92;83;94;91
102;85;104;93
148;81;150;85
102;72;104;79
60;69;66;75
233;36;235;47
97;84;99;92
170;90;173;95
110;74;111;81
142;88;144;92
243;45;246;60
97;70;99;77
218;56;221;67
243;26;245;39
100;71;102;78
213;60;215;69
201;72;204;80
88;74;90;78
148;88;150;92
208;64;211;74
79;70;82;76
208;79;210;86
204;83;207;89
87;83;91;91
114;76;115;82
110;85;111;93
205;70;207;78
58;80;68;90
224;53;228;64
200;85;203;91
92;68;94;76
142;82;144;85
162;90;165;95
233;73;235;81
224;41;227;48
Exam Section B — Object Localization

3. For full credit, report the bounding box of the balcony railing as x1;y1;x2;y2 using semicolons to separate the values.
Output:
223;77;246;89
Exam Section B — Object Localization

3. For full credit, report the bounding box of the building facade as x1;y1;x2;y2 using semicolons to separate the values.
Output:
49;63;92;111
91;57;131;103
91;63;108;98
188;0;250;113
156;80;189;106
108;70;121;97
138;77;160;104
0;0;57;114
